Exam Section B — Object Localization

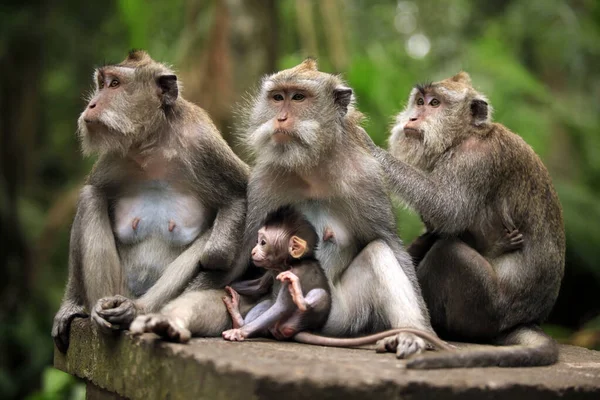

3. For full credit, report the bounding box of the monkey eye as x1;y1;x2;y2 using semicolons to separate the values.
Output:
272;93;284;101
260;239;267;246
292;93;305;101
109;79;120;88
429;98;440;107
416;97;424;106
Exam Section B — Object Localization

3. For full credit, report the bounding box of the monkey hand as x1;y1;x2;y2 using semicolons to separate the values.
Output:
222;328;246;341
52;301;88;353
276;271;308;312
201;241;236;270
375;332;427;359
504;228;524;252
92;295;141;331
129;314;191;343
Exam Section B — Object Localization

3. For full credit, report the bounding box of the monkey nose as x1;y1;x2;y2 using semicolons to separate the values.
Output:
88;102;97;109
409;117;418;121
277;115;287;122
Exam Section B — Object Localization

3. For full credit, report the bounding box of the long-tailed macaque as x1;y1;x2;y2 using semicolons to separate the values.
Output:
52;50;249;352
369;72;565;368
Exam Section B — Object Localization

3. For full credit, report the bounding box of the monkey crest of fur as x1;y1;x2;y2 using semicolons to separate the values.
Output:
240;59;362;172
390;71;492;171
77;50;183;157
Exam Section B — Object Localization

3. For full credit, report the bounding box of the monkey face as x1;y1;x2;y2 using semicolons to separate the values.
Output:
390;72;490;171
252;228;285;269
245;59;354;172
77;51;178;156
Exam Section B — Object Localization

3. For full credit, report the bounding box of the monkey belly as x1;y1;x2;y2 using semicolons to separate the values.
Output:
113;181;212;297
114;181;210;246
118;237;184;297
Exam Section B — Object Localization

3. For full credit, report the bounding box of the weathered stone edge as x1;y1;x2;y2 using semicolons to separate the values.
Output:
54;319;600;400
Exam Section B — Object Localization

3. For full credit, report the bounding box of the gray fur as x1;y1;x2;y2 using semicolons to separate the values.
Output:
371;72;565;367
52;51;249;352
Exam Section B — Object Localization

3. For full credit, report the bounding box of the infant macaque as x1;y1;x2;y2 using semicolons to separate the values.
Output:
222;206;330;341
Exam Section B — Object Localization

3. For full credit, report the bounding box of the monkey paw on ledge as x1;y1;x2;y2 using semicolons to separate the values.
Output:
55;319;600;400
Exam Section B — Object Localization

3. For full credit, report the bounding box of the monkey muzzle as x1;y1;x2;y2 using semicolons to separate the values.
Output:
403;127;423;140
272;129;296;144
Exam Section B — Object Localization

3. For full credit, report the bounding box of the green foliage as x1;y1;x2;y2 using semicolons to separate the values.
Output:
25;368;85;400
2;1;599;399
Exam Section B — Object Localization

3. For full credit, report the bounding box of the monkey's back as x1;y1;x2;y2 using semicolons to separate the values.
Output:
484;123;565;326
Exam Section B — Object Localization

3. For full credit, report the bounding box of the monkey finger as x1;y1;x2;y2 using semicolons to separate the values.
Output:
97;301;135;317
129;315;151;335
395;333;426;359
375;335;398;353
91;310;114;332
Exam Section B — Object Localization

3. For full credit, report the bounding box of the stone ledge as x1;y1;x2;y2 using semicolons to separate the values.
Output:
55;319;600;400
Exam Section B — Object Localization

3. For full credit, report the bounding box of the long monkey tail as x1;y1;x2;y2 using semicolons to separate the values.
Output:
293;328;453;351
405;325;559;369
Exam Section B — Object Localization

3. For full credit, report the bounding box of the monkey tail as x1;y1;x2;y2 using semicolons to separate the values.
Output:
405;325;558;369
293;328;453;351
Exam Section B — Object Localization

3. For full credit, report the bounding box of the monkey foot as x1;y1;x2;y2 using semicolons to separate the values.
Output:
375;332;427;359
223;286;240;310
130;314;191;343
222;328;246;341
222;286;244;329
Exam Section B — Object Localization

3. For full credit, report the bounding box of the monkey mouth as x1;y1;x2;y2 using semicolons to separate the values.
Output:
403;127;423;140
252;258;267;267
272;129;295;144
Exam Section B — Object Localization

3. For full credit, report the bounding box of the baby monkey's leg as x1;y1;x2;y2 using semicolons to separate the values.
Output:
222;286;244;329
271;288;330;339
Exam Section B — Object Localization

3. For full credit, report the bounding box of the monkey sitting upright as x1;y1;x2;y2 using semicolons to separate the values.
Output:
221;206;452;351
368;72;565;368
52;50;249;351
221;206;330;341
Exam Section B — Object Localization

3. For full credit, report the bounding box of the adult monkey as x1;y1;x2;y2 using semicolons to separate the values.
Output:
52;50;249;352
238;59;434;356
131;59;434;358
368;72;565;368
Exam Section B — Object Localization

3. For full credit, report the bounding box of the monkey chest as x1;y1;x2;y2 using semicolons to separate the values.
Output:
112;181;211;247
297;202;359;275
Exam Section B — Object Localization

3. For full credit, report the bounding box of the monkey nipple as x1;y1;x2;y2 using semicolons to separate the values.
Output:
132;217;141;231
323;227;335;242
168;220;177;232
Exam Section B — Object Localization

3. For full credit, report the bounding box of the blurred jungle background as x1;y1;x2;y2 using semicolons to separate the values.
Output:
1;0;599;398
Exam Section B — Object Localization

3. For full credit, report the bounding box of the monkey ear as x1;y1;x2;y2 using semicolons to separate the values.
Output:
334;86;353;115
157;74;178;108
471;99;488;125
451;71;472;85
289;236;308;259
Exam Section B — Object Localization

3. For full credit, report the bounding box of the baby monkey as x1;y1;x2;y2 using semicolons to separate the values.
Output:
222;207;451;352
222;206;330;341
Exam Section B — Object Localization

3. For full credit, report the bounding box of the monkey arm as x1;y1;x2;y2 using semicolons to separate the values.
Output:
230;272;274;296
201;197;247;272
53;185;121;351
373;147;491;233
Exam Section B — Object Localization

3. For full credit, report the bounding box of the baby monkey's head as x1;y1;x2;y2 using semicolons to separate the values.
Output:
251;206;319;270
